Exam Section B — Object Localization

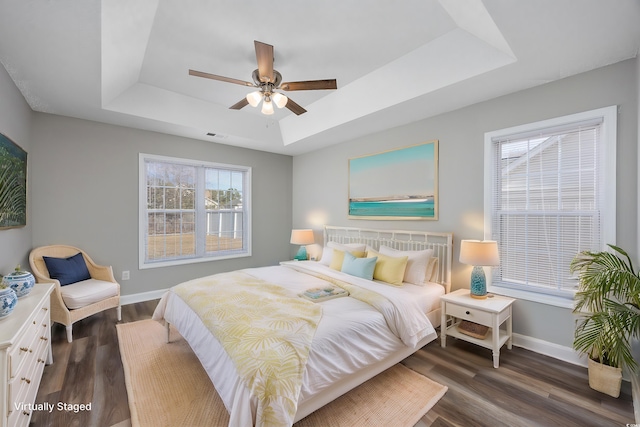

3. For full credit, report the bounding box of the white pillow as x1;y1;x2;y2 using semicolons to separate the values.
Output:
379;246;434;286
319;242;367;265
426;257;439;283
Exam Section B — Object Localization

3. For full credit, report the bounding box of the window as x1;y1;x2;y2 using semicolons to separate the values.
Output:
139;154;251;268
484;106;616;307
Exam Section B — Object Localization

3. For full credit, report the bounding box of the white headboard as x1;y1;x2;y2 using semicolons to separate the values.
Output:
323;225;453;293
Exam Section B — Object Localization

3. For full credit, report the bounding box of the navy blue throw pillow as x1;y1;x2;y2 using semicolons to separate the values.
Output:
43;252;91;286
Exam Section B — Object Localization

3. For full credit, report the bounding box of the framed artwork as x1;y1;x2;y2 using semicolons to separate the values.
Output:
349;141;438;220
0;133;27;229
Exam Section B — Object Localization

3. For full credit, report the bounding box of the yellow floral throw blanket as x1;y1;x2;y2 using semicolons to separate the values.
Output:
172;271;322;427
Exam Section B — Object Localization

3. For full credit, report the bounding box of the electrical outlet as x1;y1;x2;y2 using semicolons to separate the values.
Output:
122;270;130;281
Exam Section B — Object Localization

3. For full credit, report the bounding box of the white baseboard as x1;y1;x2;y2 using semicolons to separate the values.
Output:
512;332;587;368
120;288;169;306
513;333;640;388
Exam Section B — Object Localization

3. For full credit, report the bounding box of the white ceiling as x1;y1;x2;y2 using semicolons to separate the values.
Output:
0;0;638;156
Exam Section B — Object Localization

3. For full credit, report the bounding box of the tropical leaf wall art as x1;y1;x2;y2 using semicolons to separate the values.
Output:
0;133;27;229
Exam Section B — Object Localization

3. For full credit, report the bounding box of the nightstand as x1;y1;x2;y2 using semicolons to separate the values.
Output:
440;289;515;368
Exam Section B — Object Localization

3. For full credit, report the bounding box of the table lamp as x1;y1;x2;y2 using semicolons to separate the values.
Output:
459;240;500;299
290;229;314;261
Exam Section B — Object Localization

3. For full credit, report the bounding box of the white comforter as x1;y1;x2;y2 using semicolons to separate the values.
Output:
152;261;438;426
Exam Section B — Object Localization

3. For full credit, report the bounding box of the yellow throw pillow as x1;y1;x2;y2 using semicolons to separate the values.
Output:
367;250;408;286
330;249;366;270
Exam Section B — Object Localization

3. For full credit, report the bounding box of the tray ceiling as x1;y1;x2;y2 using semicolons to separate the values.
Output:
0;0;638;155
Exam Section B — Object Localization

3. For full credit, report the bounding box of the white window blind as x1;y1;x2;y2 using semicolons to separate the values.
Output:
485;106;616;302
139;154;251;268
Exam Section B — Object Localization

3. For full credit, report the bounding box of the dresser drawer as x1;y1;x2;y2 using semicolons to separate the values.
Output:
33;323;50;366
446;303;493;326
8;373;28;417
9;335;43;406
22;352;46;426
8;338;47;421
8;303;50;379
7;379;36;427
7;404;28;427
8;324;38;379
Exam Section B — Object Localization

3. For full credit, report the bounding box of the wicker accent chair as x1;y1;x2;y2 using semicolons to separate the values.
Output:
29;245;121;343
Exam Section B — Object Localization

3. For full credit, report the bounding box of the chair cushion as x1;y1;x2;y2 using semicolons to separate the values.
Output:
59;279;118;309
43;253;91;286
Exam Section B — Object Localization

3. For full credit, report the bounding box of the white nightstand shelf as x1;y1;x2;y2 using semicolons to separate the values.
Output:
440;289;515;368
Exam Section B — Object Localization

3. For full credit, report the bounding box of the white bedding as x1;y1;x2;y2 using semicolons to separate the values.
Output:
398;280;445;314
152;261;441;426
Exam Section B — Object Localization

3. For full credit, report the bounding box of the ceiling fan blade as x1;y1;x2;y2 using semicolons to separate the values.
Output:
285;98;307;115
254;41;274;83
189;69;254;87
280;79;337;91
229;98;249;110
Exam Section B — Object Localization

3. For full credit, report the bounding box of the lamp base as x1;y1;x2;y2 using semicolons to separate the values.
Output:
469;265;487;299
294;246;308;261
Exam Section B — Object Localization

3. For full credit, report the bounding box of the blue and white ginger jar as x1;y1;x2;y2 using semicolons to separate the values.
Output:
0;287;17;318
2;267;35;298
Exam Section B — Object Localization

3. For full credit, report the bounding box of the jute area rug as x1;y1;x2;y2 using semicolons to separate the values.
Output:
117;319;447;427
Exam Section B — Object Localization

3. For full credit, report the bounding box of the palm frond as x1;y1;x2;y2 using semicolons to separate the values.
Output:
571;244;640;373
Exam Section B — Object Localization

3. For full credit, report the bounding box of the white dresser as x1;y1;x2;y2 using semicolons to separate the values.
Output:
0;283;54;427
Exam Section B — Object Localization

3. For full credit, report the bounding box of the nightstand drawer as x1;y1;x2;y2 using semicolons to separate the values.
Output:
446;303;492;326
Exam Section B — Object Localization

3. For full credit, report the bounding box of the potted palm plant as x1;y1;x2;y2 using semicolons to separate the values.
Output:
570;244;640;398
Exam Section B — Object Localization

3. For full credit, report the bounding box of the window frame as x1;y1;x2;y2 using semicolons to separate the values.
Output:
483;106;617;308
139;153;252;269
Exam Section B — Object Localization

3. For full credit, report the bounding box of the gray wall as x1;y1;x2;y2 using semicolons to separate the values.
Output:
29;114;293;296
292;58;639;348
0;62;33;275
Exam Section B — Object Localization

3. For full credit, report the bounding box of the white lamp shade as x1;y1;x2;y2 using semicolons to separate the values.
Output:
459;240;500;266
261;99;274;115
290;229;314;245
272;92;288;109
246;91;262;107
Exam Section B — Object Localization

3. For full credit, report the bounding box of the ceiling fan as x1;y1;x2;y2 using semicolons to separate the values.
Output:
189;40;337;116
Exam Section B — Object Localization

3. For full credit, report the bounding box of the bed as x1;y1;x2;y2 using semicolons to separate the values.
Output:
152;225;453;426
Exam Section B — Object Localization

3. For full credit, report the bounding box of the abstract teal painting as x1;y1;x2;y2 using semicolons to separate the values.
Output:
0;133;27;228
349;141;438;220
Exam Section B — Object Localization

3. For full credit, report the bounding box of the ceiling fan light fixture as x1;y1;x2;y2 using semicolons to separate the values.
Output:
190;41;336;117
246;91;263;107
272;92;288;109
261;99;274;115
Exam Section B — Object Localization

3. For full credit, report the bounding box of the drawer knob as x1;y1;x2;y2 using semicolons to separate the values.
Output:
37;358;45;364
40;336;48;341
20;347;28;352
466;310;470;315
23;411;30;416
42;307;48;311
21;377;31;384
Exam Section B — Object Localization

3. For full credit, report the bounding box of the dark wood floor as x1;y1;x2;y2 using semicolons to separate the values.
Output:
31;300;635;427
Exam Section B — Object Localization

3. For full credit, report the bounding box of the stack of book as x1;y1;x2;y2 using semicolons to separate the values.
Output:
300;287;349;302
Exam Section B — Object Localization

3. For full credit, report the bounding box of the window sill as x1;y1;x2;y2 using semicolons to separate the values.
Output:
487;285;575;309
139;251;250;269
